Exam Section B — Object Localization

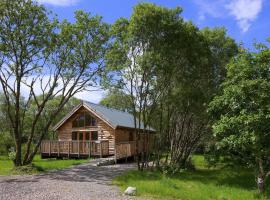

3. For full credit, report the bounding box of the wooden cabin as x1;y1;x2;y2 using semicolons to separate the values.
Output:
40;101;155;161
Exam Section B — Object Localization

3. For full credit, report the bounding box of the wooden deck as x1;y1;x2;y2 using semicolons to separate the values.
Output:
41;140;150;160
41;140;110;158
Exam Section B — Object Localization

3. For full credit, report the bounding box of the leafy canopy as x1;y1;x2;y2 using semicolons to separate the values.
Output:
99;89;133;113
208;43;270;166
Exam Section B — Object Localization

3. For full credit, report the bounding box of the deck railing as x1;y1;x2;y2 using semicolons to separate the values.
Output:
41;140;109;158
41;139;152;160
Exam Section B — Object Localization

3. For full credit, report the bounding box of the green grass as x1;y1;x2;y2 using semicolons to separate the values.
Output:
113;155;269;200
0;155;89;175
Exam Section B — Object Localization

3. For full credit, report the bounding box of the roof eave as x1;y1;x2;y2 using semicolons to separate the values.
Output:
82;101;117;130
115;125;156;133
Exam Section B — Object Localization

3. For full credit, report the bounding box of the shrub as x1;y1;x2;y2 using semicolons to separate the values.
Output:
8;147;16;162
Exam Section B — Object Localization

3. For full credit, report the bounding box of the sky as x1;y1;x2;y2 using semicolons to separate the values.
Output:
37;0;270;103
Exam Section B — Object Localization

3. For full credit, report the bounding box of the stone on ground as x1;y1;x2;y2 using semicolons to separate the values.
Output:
124;186;137;196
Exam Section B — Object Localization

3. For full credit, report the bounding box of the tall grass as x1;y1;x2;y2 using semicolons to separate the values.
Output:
113;155;268;200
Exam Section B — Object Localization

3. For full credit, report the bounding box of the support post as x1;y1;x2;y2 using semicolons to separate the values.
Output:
114;130;117;164
78;141;80;158
125;145;128;163
49;141;51;157
68;141;70;158
40;142;42;156
88;141;91;158
100;141;102;158
58;141;60;157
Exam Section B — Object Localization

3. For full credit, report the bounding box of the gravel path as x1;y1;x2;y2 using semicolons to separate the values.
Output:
0;159;136;200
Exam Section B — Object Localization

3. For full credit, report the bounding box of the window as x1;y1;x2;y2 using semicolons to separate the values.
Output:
72;112;97;128
91;131;98;141
72;132;77;140
85;113;91;126
129;132;134;141
85;113;97;126
91;118;97;126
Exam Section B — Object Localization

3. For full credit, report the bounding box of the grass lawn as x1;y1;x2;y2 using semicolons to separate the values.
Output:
0;155;89;175
113;155;269;200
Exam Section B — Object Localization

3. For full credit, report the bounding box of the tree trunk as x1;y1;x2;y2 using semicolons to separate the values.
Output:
14;139;22;166
257;174;265;193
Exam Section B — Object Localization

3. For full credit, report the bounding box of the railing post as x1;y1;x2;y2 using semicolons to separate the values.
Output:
114;143;117;164
78;141;80;158
58;141;60;157
40;142;42;155
125;145;128;163
88;141;91;158
49;141;51;157
100;141;102;158
68;141;70;158
114;130;117;164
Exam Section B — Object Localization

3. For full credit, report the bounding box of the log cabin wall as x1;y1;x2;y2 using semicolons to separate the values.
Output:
97;120;115;155
57;121;72;141
115;128;135;143
115;128;154;145
56;106;116;155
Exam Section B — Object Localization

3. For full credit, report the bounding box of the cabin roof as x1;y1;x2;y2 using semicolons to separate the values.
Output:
53;100;156;132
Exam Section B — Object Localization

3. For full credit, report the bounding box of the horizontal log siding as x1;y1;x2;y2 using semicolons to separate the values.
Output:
115;128;135;142
56;107;115;155
97;120;115;155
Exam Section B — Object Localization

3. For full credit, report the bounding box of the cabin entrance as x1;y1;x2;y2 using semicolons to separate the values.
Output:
71;131;99;154
72;131;98;141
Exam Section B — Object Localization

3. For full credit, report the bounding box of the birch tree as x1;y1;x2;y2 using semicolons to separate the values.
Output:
0;0;109;166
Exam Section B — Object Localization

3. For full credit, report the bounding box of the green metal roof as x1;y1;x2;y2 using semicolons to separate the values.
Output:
83;101;155;131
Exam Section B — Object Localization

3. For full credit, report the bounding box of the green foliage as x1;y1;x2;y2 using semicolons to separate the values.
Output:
99;89;133;112
0;132;13;155
105;2;238;170
160;158;195;175
208;43;270;192
0;0;109;166
208;44;270;165
26;96;80;140
200;27;238;86
8;147;16;161
0;155;89;175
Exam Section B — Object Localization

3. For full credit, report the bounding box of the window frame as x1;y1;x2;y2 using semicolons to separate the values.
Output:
72;111;97;128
